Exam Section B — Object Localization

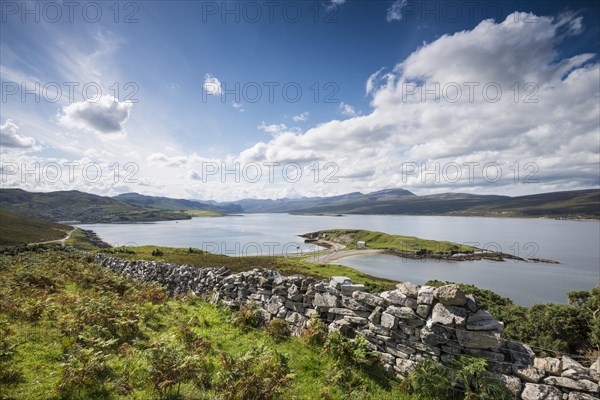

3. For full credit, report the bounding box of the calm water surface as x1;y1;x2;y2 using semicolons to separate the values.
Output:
77;214;600;306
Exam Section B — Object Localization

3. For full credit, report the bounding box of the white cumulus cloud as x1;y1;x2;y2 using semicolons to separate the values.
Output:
0;120;39;152
58;95;132;135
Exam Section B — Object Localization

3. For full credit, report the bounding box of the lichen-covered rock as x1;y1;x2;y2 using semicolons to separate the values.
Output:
417;285;435;305
416;304;431;318
368;306;383;324
380;312;398;329
395;282;418;298
455;328;502;350
534;357;562;376
395;358;416;375
521;383;562;400
507;341;535;367
431;303;467;326
568;392;600;400
542;376;599;393
381;290;418;309
499;374;522;397
313;292;339;309
514;365;545;383
433;284;467;306
352;291;387;308
420;324;451;346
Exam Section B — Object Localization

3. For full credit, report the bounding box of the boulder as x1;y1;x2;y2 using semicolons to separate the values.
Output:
455;328;503;350
313;292;339;309
591;357;600;374
380;312;398;329
395;282;418;298
420;324;451;346
352;291;387;308
340;284;365;296
499;374;522;397
395;358;416;375
507;342;535;367
465;294;478;312
416;304;431;318
329;276;352;289
534;357;562;376
368;306;383;324
542;376;599;393
521;383;562;400
514;366;545;383
568;393;600;400
340;296;370;311
433;284;466;306
431;303;467;326
381;290;418;309
417;285;435;305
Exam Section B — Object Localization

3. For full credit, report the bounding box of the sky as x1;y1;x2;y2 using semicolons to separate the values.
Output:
1;0;599;201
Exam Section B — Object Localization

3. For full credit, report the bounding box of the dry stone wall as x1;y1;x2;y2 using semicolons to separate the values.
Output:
96;254;599;399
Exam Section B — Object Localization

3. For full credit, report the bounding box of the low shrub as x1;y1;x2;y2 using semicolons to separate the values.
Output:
301;316;328;346
233;302;263;331
215;345;292;400
266;318;291;341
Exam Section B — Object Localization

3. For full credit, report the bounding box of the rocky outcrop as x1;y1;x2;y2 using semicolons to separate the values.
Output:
95;254;599;399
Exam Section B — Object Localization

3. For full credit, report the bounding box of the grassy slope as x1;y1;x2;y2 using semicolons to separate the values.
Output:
0;189;191;223
0;209;72;246
313;229;476;254
289;190;599;219
0;249;410;399
184;210;225;217
453;189;600;218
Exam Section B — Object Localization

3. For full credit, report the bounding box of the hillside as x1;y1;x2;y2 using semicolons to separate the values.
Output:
0;189;191;223
223;188;416;213
0;248;412;399
222;189;598;218
0;209;72;246
451;189;600;218
114;192;243;214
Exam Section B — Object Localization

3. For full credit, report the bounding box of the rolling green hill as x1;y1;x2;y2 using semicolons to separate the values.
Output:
0;189;191;223
113;193;243;214
286;189;599;218
451;189;600;218
0;209;72;246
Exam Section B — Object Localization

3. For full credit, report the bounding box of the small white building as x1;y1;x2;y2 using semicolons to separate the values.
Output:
357;241;366;248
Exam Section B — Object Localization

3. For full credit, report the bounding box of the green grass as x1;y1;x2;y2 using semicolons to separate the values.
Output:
0;249;413;399
184;209;224;217
64;228;102;251
0;209;72;246
314;229;476;254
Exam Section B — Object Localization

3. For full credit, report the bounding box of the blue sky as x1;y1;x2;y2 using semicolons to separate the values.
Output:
1;0;599;200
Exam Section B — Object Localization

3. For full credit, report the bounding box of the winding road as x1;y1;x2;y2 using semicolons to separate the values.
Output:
29;228;76;247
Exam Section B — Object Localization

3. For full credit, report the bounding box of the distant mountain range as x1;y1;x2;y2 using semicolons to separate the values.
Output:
0;188;598;223
221;188;599;218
